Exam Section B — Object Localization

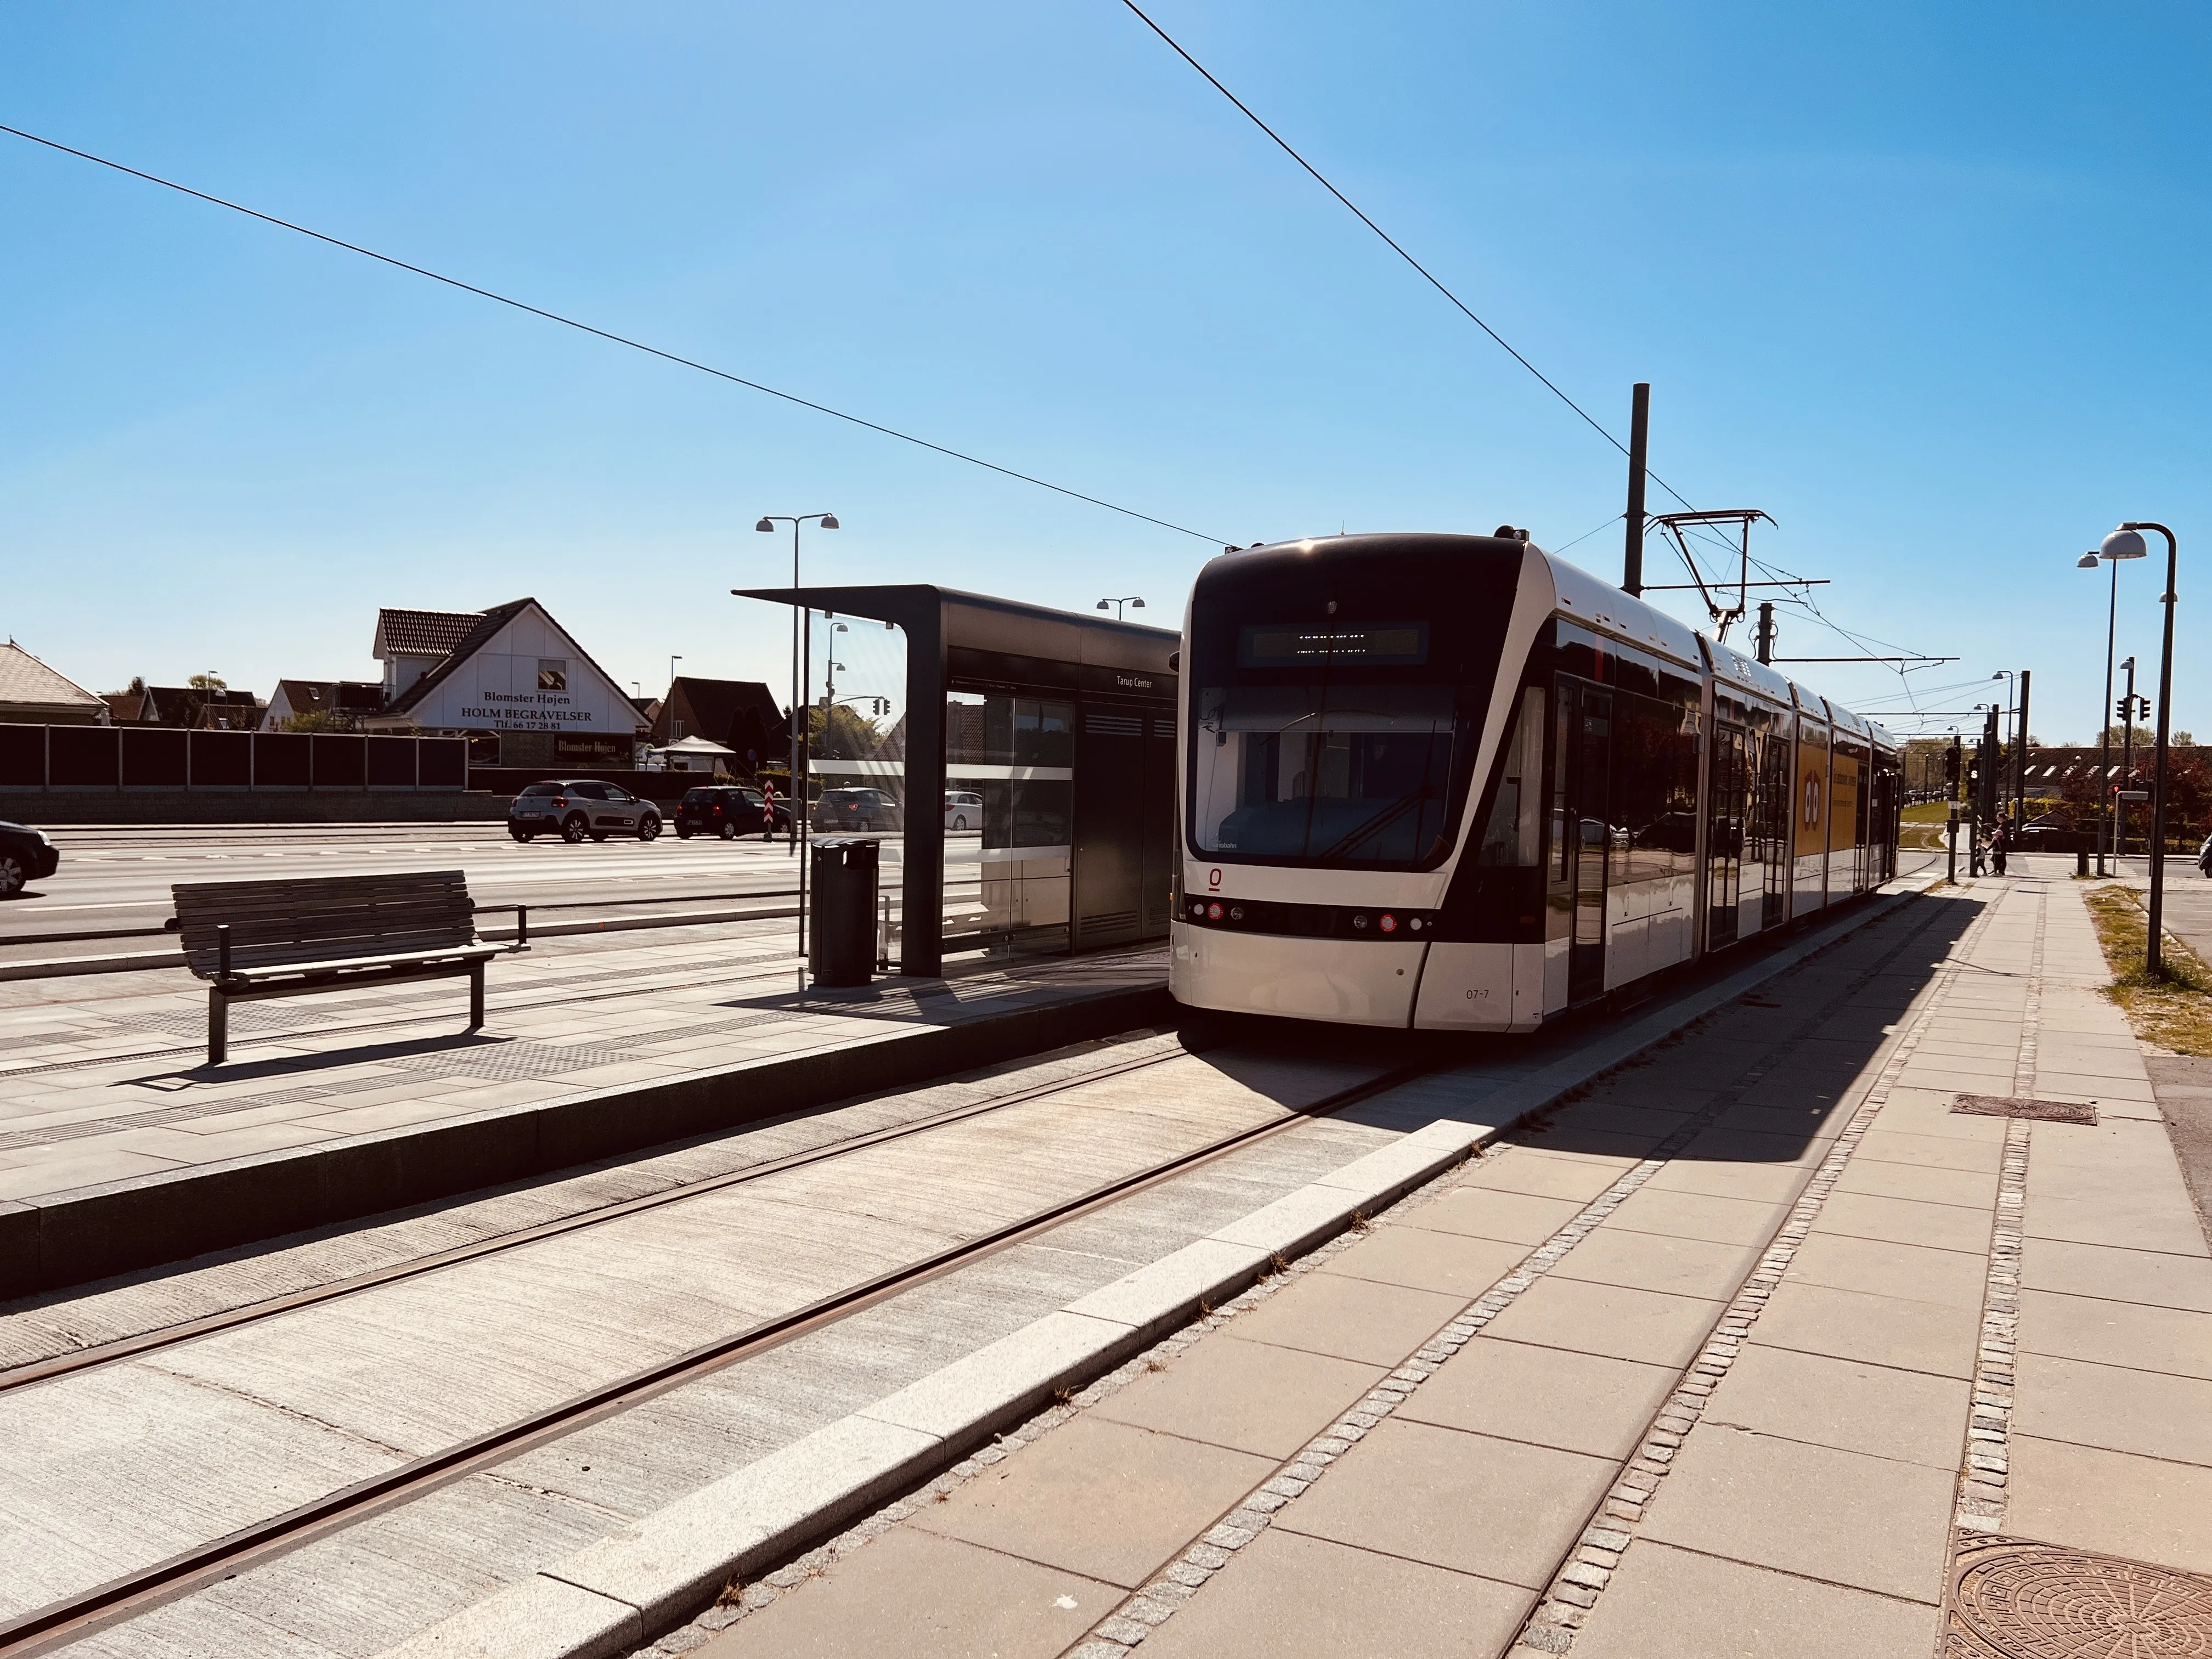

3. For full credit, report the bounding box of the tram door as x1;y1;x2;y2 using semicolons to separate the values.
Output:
1706;724;1748;948
1756;735;1791;928
1553;678;1612;1004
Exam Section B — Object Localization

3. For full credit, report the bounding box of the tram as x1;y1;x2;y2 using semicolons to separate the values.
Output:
1170;531;1902;1030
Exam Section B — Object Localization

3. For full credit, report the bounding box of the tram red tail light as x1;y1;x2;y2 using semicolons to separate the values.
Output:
1380;913;1398;934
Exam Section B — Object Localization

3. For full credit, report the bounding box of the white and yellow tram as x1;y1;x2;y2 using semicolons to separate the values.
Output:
1170;531;1902;1030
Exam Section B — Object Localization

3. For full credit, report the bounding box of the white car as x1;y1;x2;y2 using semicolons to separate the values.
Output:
944;790;984;832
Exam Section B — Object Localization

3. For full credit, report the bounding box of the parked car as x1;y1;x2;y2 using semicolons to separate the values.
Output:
0;820;59;897
814;787;902;832
944;790;984;832
676;785;787;840
507;780;663;843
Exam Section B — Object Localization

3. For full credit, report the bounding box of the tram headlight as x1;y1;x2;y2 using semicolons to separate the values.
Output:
1229;906;1243;921
1352;914;1368;930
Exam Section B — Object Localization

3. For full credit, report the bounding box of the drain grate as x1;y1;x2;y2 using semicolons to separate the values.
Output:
1947;1534;2212;1656
1953;1094;2099;1126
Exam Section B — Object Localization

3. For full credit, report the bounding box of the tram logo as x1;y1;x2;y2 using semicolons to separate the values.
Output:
1801;775;1823;827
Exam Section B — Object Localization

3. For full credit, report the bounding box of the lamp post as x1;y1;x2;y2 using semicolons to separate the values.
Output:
755;512;839;958
2079;538;2145;874
2116;656;2140;864
1990;673;2015;839
2102;524;2180;975
1096;596;1146;621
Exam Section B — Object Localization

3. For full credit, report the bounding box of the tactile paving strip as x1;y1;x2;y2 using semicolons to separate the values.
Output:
1946;1533;2212;1657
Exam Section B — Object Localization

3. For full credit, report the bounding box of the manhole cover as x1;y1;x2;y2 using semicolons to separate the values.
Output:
1954;1094;2099;1126
1947;1534;2212;1656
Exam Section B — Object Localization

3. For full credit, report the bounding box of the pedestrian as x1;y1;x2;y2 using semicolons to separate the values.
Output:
1989;823;2008;877
1970;836;1986;877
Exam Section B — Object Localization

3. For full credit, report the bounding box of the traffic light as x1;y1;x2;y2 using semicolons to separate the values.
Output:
1943;746;1960;784
2118;695;2131;722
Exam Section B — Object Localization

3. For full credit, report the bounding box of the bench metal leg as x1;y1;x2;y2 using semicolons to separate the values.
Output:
468;960;485;1031
208;988;228;1066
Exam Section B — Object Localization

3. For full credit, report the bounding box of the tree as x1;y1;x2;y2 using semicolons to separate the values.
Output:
809;702;884;761
277;709;340;733
2091;725;2193;749
2060;744;2210;845
188;673;227;692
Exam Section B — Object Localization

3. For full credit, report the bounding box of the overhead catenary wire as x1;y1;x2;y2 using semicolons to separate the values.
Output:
0;121;1226;546
1114;6;1976;690
1117;0;1695;516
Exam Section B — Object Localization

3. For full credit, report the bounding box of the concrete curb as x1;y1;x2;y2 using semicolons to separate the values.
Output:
376;879;1938;1659
0;981;1176;1301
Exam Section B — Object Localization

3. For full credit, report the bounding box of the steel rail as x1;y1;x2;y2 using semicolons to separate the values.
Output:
0;1056;1425;1655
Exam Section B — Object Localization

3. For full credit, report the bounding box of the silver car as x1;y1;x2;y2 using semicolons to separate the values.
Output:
509;780;664;844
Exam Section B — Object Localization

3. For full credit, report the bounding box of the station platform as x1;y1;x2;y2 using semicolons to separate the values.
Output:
608;872;2209;1659
0;921;1170;1298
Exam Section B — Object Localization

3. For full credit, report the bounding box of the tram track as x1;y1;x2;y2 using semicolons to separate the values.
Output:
0;1043;1201;1393
0;1043;1424;1655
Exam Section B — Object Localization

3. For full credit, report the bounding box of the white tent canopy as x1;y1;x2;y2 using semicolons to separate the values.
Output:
658;736;738;772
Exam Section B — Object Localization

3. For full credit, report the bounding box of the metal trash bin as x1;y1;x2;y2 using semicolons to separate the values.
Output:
809;838;879;986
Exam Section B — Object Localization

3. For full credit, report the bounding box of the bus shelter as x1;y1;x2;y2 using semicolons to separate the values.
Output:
735;583;1178;978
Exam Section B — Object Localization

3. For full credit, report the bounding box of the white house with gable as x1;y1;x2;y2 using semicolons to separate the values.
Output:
366;598;647;767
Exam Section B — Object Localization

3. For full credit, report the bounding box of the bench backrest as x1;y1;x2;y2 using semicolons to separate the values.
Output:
172;869;478;977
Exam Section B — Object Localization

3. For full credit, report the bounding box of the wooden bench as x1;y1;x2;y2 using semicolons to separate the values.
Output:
173;870;508;1065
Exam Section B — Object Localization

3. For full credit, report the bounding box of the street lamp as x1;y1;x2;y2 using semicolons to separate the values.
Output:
1096;596;1146;621
2102;523;2181;976
2079;537;2146;874
754;512;839;958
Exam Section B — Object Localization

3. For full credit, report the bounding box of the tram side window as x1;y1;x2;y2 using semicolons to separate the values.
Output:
1476;688;1545;867
1615;689;1700;881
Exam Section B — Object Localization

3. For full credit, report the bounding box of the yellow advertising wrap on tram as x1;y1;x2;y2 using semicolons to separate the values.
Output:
1795;734;1830;860
1831;747;1861;853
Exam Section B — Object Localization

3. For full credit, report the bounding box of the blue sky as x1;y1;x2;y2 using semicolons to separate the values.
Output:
2;1;2205;742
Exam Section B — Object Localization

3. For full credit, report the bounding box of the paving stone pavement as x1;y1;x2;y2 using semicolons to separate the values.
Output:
652;875;2212;1659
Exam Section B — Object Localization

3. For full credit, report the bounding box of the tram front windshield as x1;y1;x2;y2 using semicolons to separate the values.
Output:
1185;537;1522;871
1192;682;1458;864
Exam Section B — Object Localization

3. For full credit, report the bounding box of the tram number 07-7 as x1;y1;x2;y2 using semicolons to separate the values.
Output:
1465;988;1491;1000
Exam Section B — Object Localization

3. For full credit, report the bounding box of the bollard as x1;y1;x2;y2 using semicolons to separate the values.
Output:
517;904;529;947
2076;847;2089;879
